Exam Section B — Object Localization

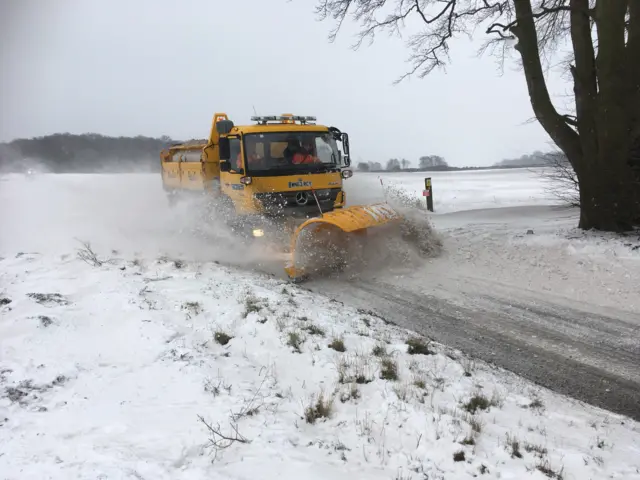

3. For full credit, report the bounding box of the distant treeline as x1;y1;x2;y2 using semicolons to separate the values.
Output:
357;150;561;173
360;164;548;173
492;151;554;168
0;132;560;174
0;133;181;173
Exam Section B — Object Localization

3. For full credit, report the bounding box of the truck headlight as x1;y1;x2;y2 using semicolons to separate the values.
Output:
252;228;265;237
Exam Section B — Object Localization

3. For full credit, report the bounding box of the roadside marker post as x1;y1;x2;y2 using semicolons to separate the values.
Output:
379;176;388;203
423;177;434;212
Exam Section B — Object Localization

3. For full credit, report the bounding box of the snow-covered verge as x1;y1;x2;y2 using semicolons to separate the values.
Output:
348;168;559;214
357;170;640;314
2;251;639;480
404;205;640;314
353;167;640;265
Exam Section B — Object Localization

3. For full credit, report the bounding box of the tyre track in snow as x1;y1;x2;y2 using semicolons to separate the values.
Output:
305;277;640;422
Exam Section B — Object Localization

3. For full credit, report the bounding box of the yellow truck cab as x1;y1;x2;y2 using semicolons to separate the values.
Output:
161;113;354;222
160;112;403;280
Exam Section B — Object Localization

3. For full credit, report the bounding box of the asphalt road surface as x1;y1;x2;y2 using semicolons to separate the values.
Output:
304;271;640;422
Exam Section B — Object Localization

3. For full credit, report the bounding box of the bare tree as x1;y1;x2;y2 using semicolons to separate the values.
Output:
419;155;447;168
313;0;640;232
386;158;402;171
538;151;580;207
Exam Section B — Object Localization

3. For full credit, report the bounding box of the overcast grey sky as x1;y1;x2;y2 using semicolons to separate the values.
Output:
0;0;571;166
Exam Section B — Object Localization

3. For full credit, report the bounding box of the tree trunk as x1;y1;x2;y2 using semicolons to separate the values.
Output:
512;0;640;232
575;153;640;231
585;0;640;231
511;0;583;163
568;0;639;231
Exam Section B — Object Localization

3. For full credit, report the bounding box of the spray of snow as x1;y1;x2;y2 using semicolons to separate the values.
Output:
0;172;296;275
0;170;446;282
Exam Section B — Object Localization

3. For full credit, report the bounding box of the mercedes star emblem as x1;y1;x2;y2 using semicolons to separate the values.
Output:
295;191;309;205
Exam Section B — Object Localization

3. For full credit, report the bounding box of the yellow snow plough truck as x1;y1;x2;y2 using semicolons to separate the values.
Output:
160;112;403;282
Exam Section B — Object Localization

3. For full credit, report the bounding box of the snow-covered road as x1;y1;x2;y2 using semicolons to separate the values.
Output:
1;170;640;478
333;173;640;420
305;205;640;421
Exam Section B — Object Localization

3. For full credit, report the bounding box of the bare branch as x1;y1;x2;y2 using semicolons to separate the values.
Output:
198;414;250;461
229;369;273;421
75;239;104;267
568;0;598;162
536;151;581;207
316;0;511;83
509;0;582;161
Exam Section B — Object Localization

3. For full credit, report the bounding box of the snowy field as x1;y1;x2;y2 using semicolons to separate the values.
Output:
351;170;640;314
348;168;559;214
1;169;640;479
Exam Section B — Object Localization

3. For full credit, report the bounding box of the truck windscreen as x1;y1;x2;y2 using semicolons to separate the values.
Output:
241;131;341;175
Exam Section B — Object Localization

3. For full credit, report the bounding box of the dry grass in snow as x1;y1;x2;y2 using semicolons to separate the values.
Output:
1;250;639;479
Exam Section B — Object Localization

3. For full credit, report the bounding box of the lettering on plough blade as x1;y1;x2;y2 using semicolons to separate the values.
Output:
363;204;398;223
363;207;382;222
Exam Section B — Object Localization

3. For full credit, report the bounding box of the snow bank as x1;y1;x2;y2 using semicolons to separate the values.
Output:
1;252;639;479
350;170;640;313
346;168;559;214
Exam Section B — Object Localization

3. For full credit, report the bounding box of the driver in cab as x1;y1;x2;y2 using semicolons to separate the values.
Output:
284;138;321;165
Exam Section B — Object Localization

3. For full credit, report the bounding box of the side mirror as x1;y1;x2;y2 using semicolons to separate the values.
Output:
328;126;342;141
219;160;231;172
341;132;350;157
341;132;350;166
219;137;231;160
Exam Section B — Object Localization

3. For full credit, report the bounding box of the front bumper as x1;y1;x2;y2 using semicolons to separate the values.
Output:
227;214;303;244
253;188;341;217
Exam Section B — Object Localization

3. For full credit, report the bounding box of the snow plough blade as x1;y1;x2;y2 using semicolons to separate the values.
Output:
284;203;402;282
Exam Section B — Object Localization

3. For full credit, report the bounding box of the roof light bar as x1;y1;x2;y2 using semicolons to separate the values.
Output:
292;115;317;122
250;115;317;124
